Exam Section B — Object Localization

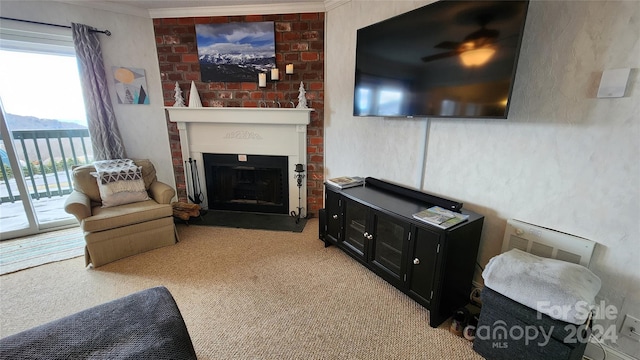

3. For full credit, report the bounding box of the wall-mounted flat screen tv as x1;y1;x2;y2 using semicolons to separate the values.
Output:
354;0;529;119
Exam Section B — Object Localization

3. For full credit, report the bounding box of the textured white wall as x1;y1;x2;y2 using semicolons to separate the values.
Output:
326;1;639;356
0;1;175;189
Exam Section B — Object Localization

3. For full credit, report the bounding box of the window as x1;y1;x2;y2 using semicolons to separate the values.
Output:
0;50;87;126
0;22;91;236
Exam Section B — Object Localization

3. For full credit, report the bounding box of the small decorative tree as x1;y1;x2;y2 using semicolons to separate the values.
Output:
173;82;185;107
188;81;203;107
296;81;308;109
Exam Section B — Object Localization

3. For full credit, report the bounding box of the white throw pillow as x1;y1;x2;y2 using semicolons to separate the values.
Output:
93;159;150;207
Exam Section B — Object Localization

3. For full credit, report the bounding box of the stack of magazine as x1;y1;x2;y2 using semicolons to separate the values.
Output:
412;206;469;229
325;176;364;189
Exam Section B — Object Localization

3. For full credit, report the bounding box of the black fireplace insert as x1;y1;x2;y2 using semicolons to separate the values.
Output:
203;154;289;214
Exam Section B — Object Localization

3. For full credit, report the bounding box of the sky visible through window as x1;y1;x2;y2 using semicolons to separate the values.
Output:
0;49;87;126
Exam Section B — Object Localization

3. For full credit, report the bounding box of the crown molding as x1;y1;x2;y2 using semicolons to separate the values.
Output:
148;2;326;18
324;0;350;12
58;0;350;19
58;1;151;18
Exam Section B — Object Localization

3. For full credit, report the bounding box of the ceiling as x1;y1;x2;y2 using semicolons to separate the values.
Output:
63;0;337;18
104;0;319;10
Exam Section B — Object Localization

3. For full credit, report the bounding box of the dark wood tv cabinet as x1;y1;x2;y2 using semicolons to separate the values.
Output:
321;178;484;327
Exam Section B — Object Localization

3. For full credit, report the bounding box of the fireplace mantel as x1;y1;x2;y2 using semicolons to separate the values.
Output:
165;107;312;218
165;107;312;125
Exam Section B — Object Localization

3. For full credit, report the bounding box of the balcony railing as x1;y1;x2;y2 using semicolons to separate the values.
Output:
1;129;92;203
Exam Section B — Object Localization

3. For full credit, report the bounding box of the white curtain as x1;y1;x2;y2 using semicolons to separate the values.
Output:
72;23;125;160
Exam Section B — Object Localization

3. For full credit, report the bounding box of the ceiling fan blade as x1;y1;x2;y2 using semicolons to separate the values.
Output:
421;51;459;63
434;41;461;50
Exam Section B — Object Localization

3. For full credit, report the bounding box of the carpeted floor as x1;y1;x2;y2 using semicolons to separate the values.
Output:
0;227;85;275
0;219;483;359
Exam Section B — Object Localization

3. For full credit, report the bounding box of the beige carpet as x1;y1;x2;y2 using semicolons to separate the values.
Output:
0;219;483;359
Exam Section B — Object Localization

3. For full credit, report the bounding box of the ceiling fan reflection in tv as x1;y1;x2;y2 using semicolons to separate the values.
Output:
422;13;505;66
354;0;530;119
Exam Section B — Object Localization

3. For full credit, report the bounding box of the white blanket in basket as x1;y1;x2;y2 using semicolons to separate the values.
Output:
482;248;601;325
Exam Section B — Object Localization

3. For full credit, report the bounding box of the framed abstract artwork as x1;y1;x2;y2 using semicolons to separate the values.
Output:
112;67;149;105
195;22;276;82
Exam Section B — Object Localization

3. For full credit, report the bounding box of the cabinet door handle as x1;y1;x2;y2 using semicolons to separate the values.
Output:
332;214;338;219
366;234;373;240
413;258;420;265
363;232;369;238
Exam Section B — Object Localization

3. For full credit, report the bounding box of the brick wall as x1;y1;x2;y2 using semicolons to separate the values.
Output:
153;13;324;216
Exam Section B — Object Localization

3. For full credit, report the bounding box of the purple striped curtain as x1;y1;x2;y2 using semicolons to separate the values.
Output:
71;23;125;161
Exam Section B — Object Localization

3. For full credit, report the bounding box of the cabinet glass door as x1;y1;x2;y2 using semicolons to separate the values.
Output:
343;199;368;259
325;189;342;244
371;212;406;283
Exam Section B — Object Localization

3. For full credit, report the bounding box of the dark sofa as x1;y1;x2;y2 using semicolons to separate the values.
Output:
0;286;197;359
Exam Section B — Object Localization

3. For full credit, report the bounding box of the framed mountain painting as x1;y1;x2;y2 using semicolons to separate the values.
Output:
195;21;276;82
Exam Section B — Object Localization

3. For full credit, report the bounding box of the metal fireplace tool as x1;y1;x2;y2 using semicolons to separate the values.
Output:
185;158;204;206
290;163;306;224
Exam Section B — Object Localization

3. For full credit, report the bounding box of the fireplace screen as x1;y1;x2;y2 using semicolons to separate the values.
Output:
203;154;288;214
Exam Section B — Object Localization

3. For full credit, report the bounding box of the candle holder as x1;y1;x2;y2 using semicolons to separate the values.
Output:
284;73;296;108
290;163;305;223
283;64;296;108
272;80;281;108
258;72;268;108
268;67;281;107
258;91;268;108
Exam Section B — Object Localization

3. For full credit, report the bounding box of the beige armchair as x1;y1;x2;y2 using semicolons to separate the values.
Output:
64;159;177;267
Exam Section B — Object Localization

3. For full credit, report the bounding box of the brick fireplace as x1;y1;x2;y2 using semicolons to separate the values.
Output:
166;107;312;218
153;12;325;215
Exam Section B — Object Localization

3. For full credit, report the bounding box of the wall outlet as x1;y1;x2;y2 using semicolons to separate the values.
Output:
620;314;640;342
